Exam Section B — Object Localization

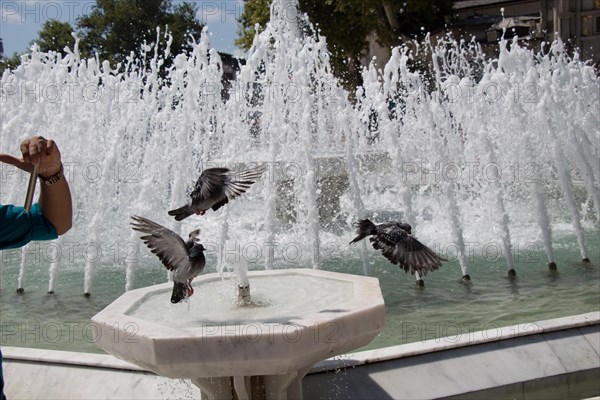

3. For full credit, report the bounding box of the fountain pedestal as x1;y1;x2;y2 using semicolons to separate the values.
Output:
91;269;385;400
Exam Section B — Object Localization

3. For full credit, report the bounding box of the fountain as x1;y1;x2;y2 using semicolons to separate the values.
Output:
0;0;599;397
0;0;597;291
91;268;385;399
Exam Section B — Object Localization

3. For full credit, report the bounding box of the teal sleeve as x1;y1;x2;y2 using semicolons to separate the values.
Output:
0;203;58;250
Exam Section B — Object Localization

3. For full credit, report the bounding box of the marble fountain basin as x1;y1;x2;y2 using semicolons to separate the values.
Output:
91;269;385;399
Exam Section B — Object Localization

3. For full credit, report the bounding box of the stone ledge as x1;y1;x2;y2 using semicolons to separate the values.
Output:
311;311;600;372
3;312;599;399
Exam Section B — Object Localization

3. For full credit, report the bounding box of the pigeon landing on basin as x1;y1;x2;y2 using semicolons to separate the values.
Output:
131;215;206;303
168;165;267;221
350;219;446;277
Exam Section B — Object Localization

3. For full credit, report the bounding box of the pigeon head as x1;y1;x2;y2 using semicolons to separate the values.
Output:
187;229;204;250
189;243;205;258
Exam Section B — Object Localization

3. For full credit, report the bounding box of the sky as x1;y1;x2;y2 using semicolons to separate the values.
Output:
0;0;245;58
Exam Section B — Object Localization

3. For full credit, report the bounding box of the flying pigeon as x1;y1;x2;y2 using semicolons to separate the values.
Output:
168;165;267;221
131;215;206;303
350;219;446;276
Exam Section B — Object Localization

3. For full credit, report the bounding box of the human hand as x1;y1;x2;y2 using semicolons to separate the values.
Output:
0;136;62;178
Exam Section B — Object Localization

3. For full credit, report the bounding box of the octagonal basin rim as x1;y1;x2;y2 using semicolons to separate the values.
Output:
92;269;384;338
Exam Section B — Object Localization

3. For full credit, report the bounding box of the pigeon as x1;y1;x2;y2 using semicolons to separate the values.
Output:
131;215;206;303
168;165;267;221
350;219;446;276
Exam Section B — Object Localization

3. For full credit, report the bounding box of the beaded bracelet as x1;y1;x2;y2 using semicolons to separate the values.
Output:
40;164;64;186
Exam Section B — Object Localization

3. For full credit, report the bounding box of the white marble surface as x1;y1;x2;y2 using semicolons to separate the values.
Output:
360;337;568;399
3;313;598;399
543;328;600;372
311;311;600;372
581;325;600;355
303;316;600;400
4;357;196;400
2;346;143;371
91;269;386;379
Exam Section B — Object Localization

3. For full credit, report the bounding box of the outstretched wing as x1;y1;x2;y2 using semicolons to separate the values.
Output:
221;164;267;201
190;168;230;203
130;215;189;271
370;224;446;276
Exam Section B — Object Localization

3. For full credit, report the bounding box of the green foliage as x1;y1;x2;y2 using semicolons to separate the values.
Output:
236;0;271;49
167;2;203;54
76;0;204;66
236;0;454;87
0;53;22;75
33;20;76;53
2;0;205;74
300;0;379;86
1;20;75;74
392;0;454;37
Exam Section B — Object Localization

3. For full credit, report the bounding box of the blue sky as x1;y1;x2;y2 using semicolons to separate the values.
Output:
0;0;245;57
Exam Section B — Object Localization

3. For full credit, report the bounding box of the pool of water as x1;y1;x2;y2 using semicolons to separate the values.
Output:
126;274;354;326
1;230;598;354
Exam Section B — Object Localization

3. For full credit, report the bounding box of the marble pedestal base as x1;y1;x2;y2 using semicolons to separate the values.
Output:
193;367;311;400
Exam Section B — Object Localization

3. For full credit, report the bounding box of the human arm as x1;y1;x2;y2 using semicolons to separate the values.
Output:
0;203;57;249
0;136;72;235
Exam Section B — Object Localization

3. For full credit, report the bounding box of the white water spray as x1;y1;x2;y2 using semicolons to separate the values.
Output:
1;3;598;293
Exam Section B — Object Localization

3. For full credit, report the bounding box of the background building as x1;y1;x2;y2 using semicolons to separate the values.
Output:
452;0;600;64
364;0;600;71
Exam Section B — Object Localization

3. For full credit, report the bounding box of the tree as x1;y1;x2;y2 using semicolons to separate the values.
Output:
1;1;204;75
76;0;204;67
1;20;75;75
236;0;270;50
0;54;22;75
33;20;76;53
236;0;454;86
236;0;378;86
381;0;455;43
299;0;379;87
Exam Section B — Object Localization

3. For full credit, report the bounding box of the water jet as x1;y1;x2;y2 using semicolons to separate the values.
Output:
0;1;597;391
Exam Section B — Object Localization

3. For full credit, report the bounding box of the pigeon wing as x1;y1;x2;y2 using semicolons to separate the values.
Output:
370;224;410;268
221;165;266;201
190;168;229;204
131;215;190;272
371;225;446;276
211;197;229;211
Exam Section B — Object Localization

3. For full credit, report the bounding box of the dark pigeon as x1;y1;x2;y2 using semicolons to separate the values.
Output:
350;219;446;276
168;165;266;221
131;215;206;303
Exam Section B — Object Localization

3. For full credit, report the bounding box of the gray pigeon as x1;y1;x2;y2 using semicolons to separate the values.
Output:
350;219;446;276
168;166;266;221
131;215;206;303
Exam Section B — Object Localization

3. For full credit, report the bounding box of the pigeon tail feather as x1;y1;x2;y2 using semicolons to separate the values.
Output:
168;205;193;221
171;282;188;303
350;219;377;244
